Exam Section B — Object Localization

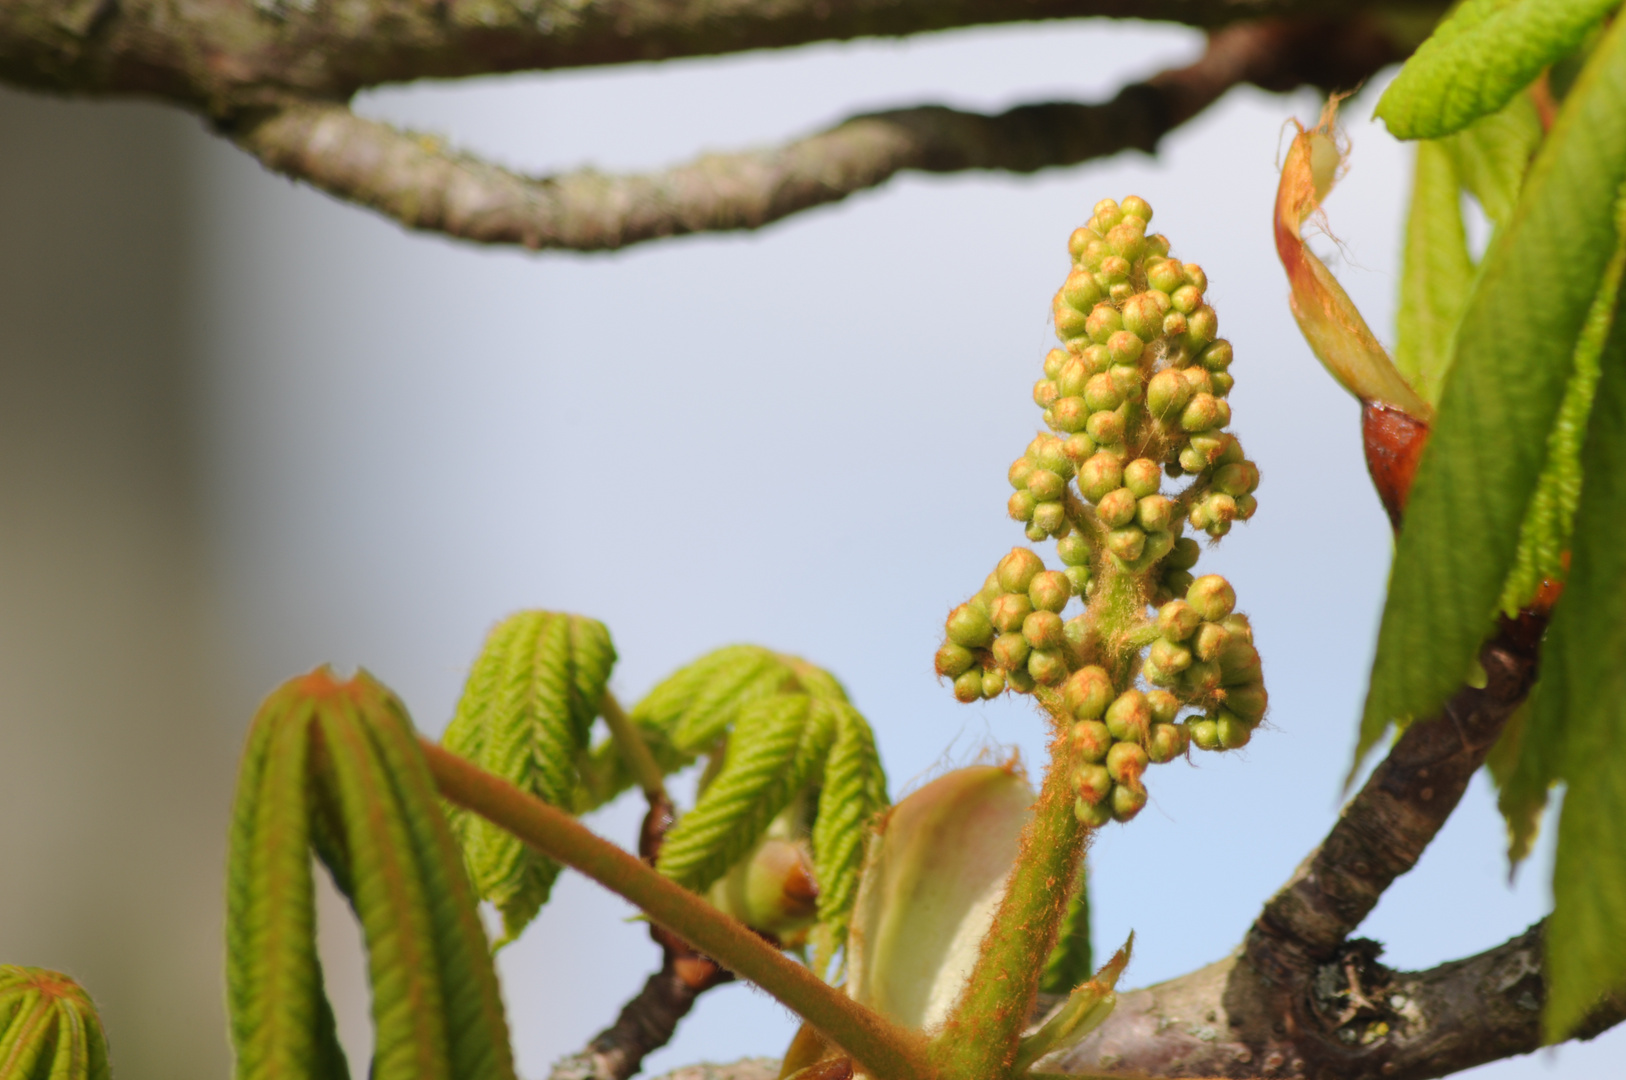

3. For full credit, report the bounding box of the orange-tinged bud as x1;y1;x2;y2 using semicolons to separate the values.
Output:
1063;665;1115;720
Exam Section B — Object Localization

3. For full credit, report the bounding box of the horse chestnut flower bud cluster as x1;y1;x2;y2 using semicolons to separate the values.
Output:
935;548;1079;700
1141;575;1267;751
1063;667;1189;826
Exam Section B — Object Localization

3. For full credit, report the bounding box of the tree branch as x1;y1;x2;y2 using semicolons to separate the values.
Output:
228;15;1406;253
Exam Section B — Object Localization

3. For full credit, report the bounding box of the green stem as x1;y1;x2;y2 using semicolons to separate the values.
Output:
600;691;668;803
420;739;930;1080
927;726;1086;1080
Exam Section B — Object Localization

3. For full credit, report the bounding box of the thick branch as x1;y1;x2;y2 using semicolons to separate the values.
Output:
0;0;1418;108
231;16;1405;253
551;950;734;1080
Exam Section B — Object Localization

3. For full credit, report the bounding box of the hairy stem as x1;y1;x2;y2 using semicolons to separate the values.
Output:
420;740;930;1080
601;692;668;804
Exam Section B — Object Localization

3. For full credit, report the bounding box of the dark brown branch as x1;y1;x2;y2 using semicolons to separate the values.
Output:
550;949;735;1080
0;0;1423;109
229;16;1406;253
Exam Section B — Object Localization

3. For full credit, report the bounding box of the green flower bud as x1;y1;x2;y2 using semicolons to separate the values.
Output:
1166;536;1201;571
1189;718;1220;751
1216;710;1252;749
1183;264;1208;292
982;668;1007;698
1170;283;1203;314
1163;569;1196;597
946;603;996;648
1186;574;1236;621
1062;432;1097;465
1145;233;1171;258
1008;491;1038;522
1105;689;1151;743
1054;294;1091;340
1212;462;1259;496
937;642;977;678
1205;492;1238;524
1156;598;1201;641
1235;494;1258;521
1121;195;1154;223
1063;665;1114;720
1075;796;1113;828
1028;433;1073;476
1084;373;1123;413
1162;311;1188;339
1068;228;1096;261
1120;458;1160;498
1026;521;1050;542
1192;621;1232;663
979;571;1004;604
1141;655;1175;687
1108;363;1144;402
1086;303;1123;344
1075;763;1113;805
1199;339;1233;371
1061;268;1105;312
1071;719;1113;763
1080;240;1112;272
1045;348;1068;379
1028;647;1068;686
1057;531;1091;567
1177;446;1208;473
1078;452;1124;501
1105;525;1146;562
1086;407;1125;446
1220;613;1253;642
1027;468;1067;502
1183;659;1222;697
1218;638;1263;685
1136;494;1175;533
1180;392;1224;433
1111;782;1148;822
1092;198;1123;227
1007;665;1037;693
1224;681;1268;722
1080;344;1111;373
1147;722;1187;763
1048;399;1088;434
1146;689;1180;724
1211;371;1235;396
1063;613;1089;650
1108;226;1147;265
1029;570;1072;613
1205;518;1231;539
1064;565;1091;594
1146;369;1192;419
992;631;1031;672
1056;355;1090;398
1034;379;1061;409
1146;258;1185;293
1023;609;1065;650
1106;741;1149;786
990;591;1035;633
1009;457;1036;491
1185;305;1218;348
1149;637;1193;674
1121;293;1163;340
1033;501;1067;534
1095;487;1137;528
1181;365;1213;396
1041;407;1058;430
1188;499;1212;532
953;669;984;703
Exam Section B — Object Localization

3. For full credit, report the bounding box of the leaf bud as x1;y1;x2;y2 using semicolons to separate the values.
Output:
1062;432;1097;465
1149;637;1193;674
1192;621;1232;663
1064;565;1091;594
1008;491;1038;522
1086;407;1125;446
1136;494;1175;533
982;668;1007;698
1212;462;1259;496
936;642;976;678
1166;536;1201;571
1156;599;1201;641
1199;339;1233;371
1007;665;1037;693
1146;369;1192;419
1057;531;1091;567
1086;304;1124;346
1023;609;1066;650
1054;294;1090;340
1216;710;1252;749
1183;264;1208;292
1147;722;1187;763
992;631;1031;672
1045;348;1069;379
1105;689;1152;743
1032;502;1068;534
1027;468;1067;502
989;592;1034;633
1185;305;1218;348
1121;293;1163;340
1061;268;1105;311
1071;719;1113;763
1146;689;1180;724
1145;233;1171;258
1180;392;1224;432
1075;796;1113;828
1068;228;1096;261
1111;782;1148;822
1223;681;1268;722
1177;446;1208;473
1109;364;1144;402
1029;570;1072;612
1183;659;1222;697
1122;458;1161;498
1063;665;1115;720
1189;718;1220;751
1095;487;1138;528
1075;763;1113;805
1106;741;1149;787
1162;311;1188;339
1084;373;1123;413
1218;639;1263;685
1078;452;1124;501
953;669;984;703
1028;647;1068;686
1186;574;1236;621
1105;526;1146;562
1220;613;1252;642
946;603;996;648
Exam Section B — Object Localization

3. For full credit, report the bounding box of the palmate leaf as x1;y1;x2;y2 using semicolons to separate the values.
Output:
1440;91;1543;230
810;701;889;971
0;967;111;1080
442;611;615;944
226;670;518;1080
1358;13;1626;768
1375;0;1619;140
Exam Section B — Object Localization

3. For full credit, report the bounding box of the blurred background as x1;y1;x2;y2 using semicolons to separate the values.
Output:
1;18;1620;1080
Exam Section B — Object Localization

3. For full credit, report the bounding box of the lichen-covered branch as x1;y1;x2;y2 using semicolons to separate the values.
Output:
230;16;1405;253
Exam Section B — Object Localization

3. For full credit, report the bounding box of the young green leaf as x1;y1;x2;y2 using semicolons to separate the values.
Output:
1375;0;1619;140
0;967;112;1080
1039;860;1093;995
1440;91;1543;230
1394;141;1475;408
1526;292;1626;1041
1484;700;1548;869
1360;14;1626;769
811;702;889;972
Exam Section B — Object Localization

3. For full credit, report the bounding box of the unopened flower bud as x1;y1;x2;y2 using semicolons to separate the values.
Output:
1156;599;1201;641
1105;332;1143;369
1026;521;1050;542
1177;446;1208;473
1063;665;1114;720
1027;469;1067;502
1111;782;1148;822
1028;433;1073;475
1054;294;1090;340
1106;741;1149;786
1147;259;1184;293
992;631;1031;672
1221;613;1252;642
1106;526;1146;561
953;669;983;703
1078;453;1124;501
1009;458;1037;491
990;591;1035;633
1181;366;1213;396
1183;264;1208;292
1075;796;1113;828
1149;637;1193;674
1120;195;1153;223
1147;369;1192;419
1141;656;1174;687
1071;719;1113;763
1216;710;1252;749
1193;621;1232;663
1080;345;1111;373
1029;570;1072;613
1064;613;1089;650
1062;433;1097;466
1075;763;1113;805
1009;491;1038;522
1211;371;1235;396
1061;268;1105;311
1084;373;1123;413
937;642;976;678
1223;681;1268;722
1236;494;1258;520
982;668;1007;698
1068;228;1096;261
1045;348;1068;379
1205;492;1238;524
1086;407;1125;445
1163;569;1196;597
1034;379;1061;409
1146;689;1180;724
1105;689;1152;743
1121;293;1163;340
946;603;996;648
1185;305;1218;348
1148;722;1187;763
1183;659;1222;697
1095;487;1137;528
1199;339;1233;371
1181;393;1224;432
1188;500;1213;531
1028;647;1068;686
1093;198;1123;226
1162;311;1188;339
1167;537;1201;571
1057;532;1091;567
1064;565;1091;594
1169;281;1203;313
1212;462;1259;496
1107;221;1146;263
1008;666;1037;693
1218;638;1263;685
1121;458;1160;498
1053;354;1086;395
978;571;1003;603
1109;364;1143;403
1050;396;1089;434
1189;718;1220;751
1186;574;1236;620
1145;233;1171;258
1087;303;1124;344
1023;609;1065;650
1033;502;1067;534
1136;494;1175;533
